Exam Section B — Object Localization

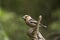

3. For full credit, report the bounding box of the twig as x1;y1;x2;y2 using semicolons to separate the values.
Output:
33;15;45;40
27;15;45;40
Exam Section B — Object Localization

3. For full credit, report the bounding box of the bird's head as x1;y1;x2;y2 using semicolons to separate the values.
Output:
23;15;32;21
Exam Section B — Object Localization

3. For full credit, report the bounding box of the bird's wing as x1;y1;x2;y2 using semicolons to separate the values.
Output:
29;19;47;28
29;19;37;24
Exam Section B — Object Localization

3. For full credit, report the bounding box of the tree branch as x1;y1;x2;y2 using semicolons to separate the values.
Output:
27;15;46;40
33;15;45;40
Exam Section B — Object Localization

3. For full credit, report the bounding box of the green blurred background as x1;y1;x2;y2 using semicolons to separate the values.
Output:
0;0;60;40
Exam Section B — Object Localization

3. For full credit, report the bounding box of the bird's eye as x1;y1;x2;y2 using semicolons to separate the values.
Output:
25;16;28;18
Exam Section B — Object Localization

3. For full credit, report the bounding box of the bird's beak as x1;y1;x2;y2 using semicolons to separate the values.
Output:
23;16;26;21
22;16;25;19
22;16;26;21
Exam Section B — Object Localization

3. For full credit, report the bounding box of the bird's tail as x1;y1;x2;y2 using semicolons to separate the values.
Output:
40;24;47;28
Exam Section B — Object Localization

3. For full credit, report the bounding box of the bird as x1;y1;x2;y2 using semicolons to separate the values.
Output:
23;15;47;28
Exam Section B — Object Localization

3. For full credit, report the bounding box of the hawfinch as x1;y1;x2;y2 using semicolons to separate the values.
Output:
23;15;47;28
